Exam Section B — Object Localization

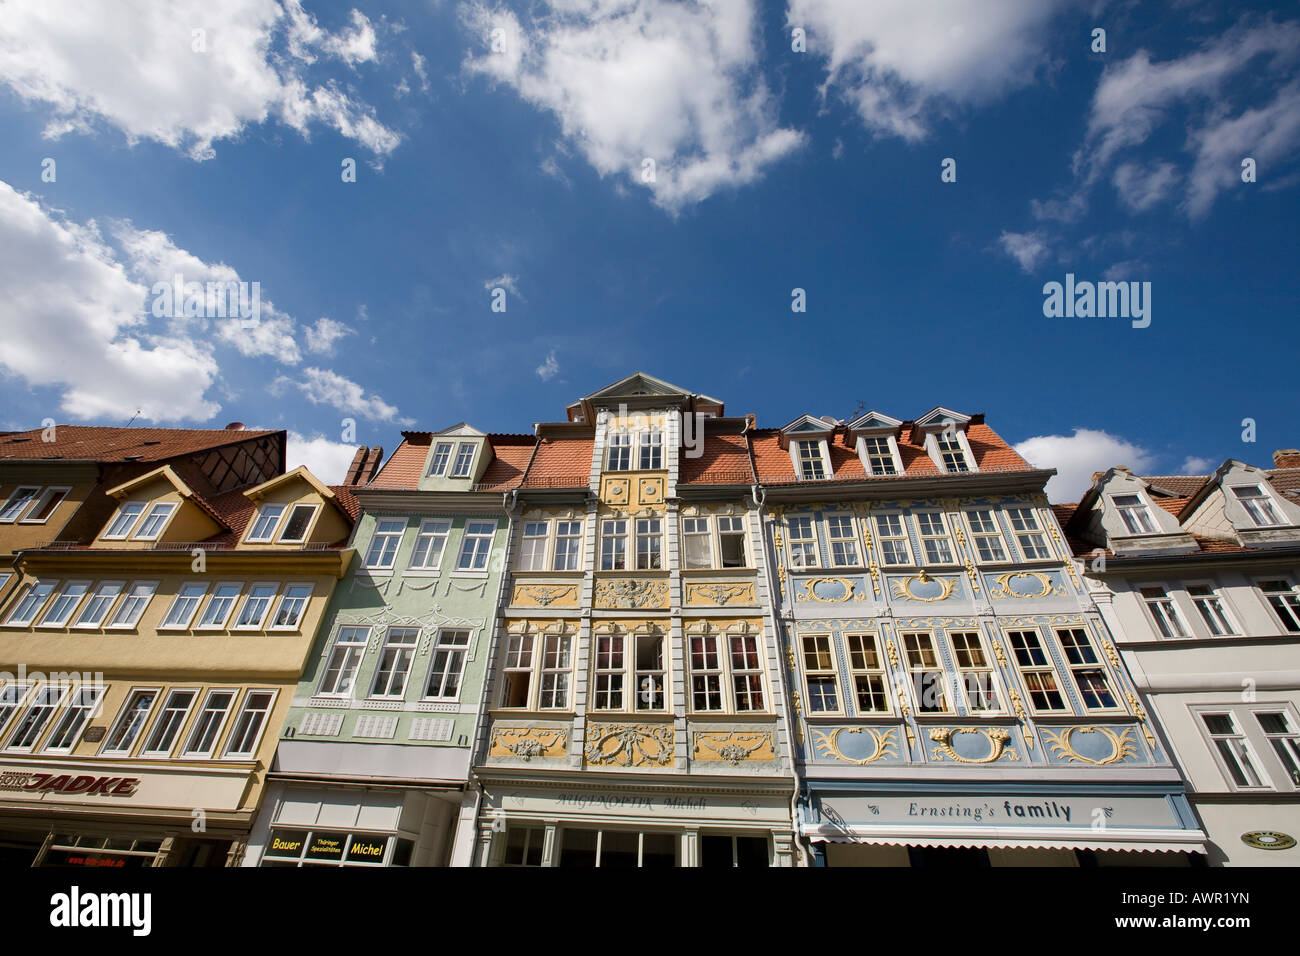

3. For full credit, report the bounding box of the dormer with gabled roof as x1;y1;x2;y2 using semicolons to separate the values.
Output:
1071;467;1197;556
1179;460;1300;548
781;415;838;481
913;407;978;474
96;465;227;548
846;411;904;477
418;424;495;491
239;466;352;548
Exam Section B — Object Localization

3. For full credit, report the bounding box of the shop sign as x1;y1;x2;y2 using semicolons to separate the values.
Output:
0;771;140;797
816;794;1181;830
1240;831;1296;850
267;830;308;856
347;835;388;861
305;831;348;861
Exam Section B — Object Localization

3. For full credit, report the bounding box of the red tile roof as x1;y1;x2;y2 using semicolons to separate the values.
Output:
369;434;430;489
0;425;280;462
522;436;592;488
477;436;534;491
328;485;361;521
680;433;755;484
369;434;537;490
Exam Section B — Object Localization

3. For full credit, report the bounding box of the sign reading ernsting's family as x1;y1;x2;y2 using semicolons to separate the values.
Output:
815;794;1183;830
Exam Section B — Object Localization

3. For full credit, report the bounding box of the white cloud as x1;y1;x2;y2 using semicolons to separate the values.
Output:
1179;455;1216;474
0;0;399;160
277;367;412;424
286;430;361;484
0;180;220;421
483;273;521;297
1014;428;1157;503
535;350;560;381
1101;259;1150;281
789;0;1070;140
997;230;1051;273
461;0;804;210
304;317;354;355
1112;160;1180;211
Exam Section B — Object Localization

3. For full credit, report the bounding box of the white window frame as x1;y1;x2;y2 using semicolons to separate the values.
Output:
1006;507;1052;560
426;441;454;477
1005;629;1070;715
139;688;199;757
1187;582;1239;637
686;628;767;715
794;439;829;481
945;630;1002;714
132;502;176;541
606;432;632;472
1054;627;1121;713
107;580;158;629
634;517;663;571
195;582;242;630
0;682;35;737
914;511;956;565
246;503;286;543
1139;584;1189;639
824;514;861;568
0;486;42;523
800;634;843;715
450;442;476;478
901;631;951;714
786;515;819;569
276;503;320;543
600;519;628;571
159;582;209;630
102;501;146;539
857;435;900;477
370;627;420;698
1231;484;1285;528
223;689;278;758
231;582;279;631
456;520;496;572
517;520;550;571
423;629;473;701
268;583;313;631
1111;493;1159;535
364;518;407;570
717;514;748;569
638;428;663;470
1255;709;1300;787
36;580;90;628
99;687;160;756
873;513;912;567
19;486;70;525
408;519;452;571
537;631;573;710
1259;579;1300;633
6;579;56;626
318;626;370;697
1196;710;1269;790
72;581;124;629
181;688;239;758
552;519;583;571
845;633;891;715
43;684;105;753
5;683;70;752
933;430;972;473
964;509;1009;563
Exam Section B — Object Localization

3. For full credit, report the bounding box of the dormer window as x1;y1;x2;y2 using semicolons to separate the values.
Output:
1232;485;1284;527
450;442;476;477
861;437;898;476
278;504;318;542
247;502;318;543
797;441;826;480
1113;494;1158;534
607;432;632;471
103;502;146;539
247;504;285;543
936;432;970;473
133;503;176;540
427;442;453;477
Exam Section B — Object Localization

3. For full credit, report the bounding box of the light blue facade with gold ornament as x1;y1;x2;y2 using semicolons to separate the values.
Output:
752;407;1207;866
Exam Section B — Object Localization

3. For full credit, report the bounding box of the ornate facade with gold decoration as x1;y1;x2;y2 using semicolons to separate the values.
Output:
472;374;800;867
752;407;1206;866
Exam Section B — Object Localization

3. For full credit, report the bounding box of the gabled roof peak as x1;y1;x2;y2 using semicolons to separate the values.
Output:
913;406;972;429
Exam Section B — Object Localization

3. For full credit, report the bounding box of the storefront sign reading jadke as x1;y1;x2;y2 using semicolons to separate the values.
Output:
0;771;140;796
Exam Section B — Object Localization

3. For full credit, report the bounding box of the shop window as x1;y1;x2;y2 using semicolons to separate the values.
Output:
503;827;545;867
557;828;676;868
701;834;770;867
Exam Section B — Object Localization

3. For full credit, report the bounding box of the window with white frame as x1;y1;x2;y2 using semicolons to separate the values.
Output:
801;635;840;713
718;515;747;568
6;684;66;751
1260;580;1300;632
1140;585;1189;638
592;632;624;710
796;441;826;480
682;517;711;569
1188;584;1237;636
1006;507;1051;559
141;689;197;756
364;519;406;569
0;487;41;523
43;685;103;752
606;432;632;471
825;515;860;567
518;521;549;571
634;633;666;710
1201;713;1266;788
182;689;236;756
687;630;766;713
1055;628;1118;711
965;510;1007;562
634;518;662;570
538;632;572;709
277;504;318;542
269;584;312;629
591;630;665;712
948;632;999;712
425;629;471;700
371;628;419;698
196;582;241;629
902;633;948;713
861;436;897;476
224;690;276;757
133;503;176;540
103;502;145;539
37;581;89;627
915;512;954;564
247;504;285;543
73;582;123;628
232;584;277;630
161;583;207;629
936;431;970;473
639;429;662;470
501;632;534;708
21;487;69;524
457;521;496;571
7;580;54;625
450;442;476;478
874;514;911;566
846;634;889;713
553;520;582;571
319;627;369;696
1232;485;1284;527
409;519;452;570
0;683;32;733
108;581;157;628
1112;494;1158;534
426;442;453;477
1256;712;1300;786
600;519;627;571
1006;630;1067;712
787;516;818;568
101;689;157;755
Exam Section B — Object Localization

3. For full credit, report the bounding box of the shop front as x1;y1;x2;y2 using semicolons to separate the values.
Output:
0;756;260;867
803;781;1207;867
475;774;798;867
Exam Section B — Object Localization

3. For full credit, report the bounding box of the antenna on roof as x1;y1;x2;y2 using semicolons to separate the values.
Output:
849;400;865;422
123;409;142;427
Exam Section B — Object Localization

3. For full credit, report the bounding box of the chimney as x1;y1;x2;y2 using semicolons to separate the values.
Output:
224;421;245;431
1273;449;1300;469
345;446;384;485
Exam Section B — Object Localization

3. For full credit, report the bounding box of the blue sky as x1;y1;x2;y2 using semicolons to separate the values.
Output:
0;0;1295;500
